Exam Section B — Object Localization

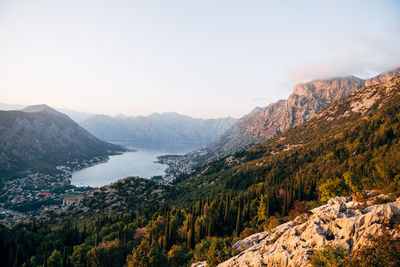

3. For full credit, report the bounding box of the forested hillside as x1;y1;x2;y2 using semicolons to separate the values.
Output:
164;69;399;177
1;76;400;266
173;73;400;206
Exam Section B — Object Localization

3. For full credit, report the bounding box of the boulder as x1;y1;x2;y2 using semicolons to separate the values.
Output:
191;261;207;267
218;196;400;267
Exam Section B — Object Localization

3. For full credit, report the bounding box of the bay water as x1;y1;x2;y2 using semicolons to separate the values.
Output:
71;149;170;187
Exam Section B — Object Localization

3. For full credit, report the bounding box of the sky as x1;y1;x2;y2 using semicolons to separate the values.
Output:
0;0;399;118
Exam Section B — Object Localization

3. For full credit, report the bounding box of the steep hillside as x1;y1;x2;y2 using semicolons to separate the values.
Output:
0;105;125;181
2;74;400;267
165;69;400;176
172;73;400;207
81;112;237;151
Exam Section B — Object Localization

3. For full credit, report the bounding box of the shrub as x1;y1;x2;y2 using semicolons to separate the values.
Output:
310;245;349;267
348;231;400;267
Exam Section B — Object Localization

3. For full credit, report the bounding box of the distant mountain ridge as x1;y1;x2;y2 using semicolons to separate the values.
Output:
0;103;94;123
164;68;400;177
0;103;237;152
80;112;237;151
0;104;125;181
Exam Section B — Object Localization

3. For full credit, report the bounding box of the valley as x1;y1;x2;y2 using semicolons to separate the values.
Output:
2;2;399;266
0;107;232;225
1;71;400;267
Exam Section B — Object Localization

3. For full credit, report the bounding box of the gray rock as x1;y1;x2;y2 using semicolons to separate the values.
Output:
218;196;400;267
191;261;207;267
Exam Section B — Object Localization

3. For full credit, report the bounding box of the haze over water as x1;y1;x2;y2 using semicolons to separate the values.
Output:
70;149;169;187
71;141;195;187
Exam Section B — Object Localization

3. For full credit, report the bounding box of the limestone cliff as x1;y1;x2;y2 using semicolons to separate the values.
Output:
217;195;400;267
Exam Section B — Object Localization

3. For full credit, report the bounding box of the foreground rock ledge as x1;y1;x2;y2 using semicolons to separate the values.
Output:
196;195;400;267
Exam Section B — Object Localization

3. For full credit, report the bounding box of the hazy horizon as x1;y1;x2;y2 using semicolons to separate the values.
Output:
1;0;400;118
1;64;398;120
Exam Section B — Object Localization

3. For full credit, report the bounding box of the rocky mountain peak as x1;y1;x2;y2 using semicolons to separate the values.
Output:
161;68;400;178
292;76;364;100
365;67;400;87
23;104;69;119
23;104;55;112
246;107;263;117
223;76;365;141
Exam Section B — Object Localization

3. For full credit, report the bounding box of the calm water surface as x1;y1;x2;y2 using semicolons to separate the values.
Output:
71;149;170;187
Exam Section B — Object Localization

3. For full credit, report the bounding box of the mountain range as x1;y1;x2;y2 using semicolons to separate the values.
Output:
163;68;400;176
0;103;95;123
0;104;125;182
40;67;400;267
2;67;400;267
80;113;237;152
0;103;238;153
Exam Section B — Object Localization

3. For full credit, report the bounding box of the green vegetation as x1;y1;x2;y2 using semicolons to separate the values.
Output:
310;245;349;267
1;78;400;266
310;230;400;267
173;78;400;208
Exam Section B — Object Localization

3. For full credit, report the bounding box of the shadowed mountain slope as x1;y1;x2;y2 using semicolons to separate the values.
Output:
0;104;125;181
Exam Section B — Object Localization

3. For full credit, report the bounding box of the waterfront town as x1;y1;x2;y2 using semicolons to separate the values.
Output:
0;157;108;226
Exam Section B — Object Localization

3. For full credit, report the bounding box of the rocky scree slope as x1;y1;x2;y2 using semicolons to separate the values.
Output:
215;195;400;267
166;69;400;177
0;104;125;181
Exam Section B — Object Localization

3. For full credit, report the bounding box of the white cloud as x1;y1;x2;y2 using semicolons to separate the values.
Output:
287;31;400;82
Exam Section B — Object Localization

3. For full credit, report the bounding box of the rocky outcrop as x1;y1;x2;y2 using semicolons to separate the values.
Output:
218;195;400;267
243;77;364;138
191;261;207;267
365;67;400;87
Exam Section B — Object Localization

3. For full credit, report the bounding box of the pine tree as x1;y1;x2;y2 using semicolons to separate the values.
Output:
282;191;287;216
44;243;48;267
235;203;241;236
164;212;170;250
63;247;67;267
257;196;268;223
190;214;195;249
13;244;19;267
148;242;167;267
207;218;213;236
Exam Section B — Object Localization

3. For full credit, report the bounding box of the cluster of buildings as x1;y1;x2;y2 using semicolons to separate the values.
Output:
0;169;93;227
157;154;197;180
0;190;84;226
0;156;107;210
0;172;71;209
0;209;28;227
